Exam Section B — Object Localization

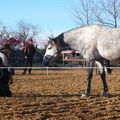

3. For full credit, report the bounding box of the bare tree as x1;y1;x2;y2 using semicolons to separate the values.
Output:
71;0;95;26
0;26;8;39
16;20;40;45
0;25;21;47
94;0;120;28
0;26;15;40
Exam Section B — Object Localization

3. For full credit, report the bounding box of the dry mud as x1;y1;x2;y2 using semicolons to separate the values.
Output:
0;69;120;120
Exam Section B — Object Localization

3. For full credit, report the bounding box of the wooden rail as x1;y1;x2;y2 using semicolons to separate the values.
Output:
63;58;86;67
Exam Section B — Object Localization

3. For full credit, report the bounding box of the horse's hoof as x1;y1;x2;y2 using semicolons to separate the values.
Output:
81;93;89;99
102;92;108;97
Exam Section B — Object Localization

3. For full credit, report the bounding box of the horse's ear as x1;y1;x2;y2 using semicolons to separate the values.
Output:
49;37;52;40
49;37;55;41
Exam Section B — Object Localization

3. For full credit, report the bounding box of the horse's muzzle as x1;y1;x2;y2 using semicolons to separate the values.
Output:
43;55;52;66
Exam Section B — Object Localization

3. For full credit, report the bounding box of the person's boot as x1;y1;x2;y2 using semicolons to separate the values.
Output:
28;69;31;74
22;71;26;75
28;72;31;75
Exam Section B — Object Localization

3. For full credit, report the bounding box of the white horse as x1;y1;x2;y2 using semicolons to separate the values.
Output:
43;24;120;98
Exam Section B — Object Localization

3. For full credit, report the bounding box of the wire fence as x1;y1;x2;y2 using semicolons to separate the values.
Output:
1;66;120;70
0;66;120;69
0;66;119;75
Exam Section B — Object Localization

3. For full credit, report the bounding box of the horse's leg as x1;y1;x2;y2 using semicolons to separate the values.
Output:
97;60;109;96
81;60;94;98
100;68;108;96
105;60;112;74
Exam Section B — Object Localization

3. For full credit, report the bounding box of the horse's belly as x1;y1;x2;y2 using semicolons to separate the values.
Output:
100;50;120;60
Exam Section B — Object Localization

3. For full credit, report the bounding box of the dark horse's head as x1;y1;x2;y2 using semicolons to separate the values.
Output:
43;34;71;66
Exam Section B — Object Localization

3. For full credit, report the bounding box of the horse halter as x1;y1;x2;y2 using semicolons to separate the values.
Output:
48;37;72;57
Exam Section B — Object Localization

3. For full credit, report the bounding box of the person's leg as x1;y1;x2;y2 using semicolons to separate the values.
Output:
22;58;29;75
28;58;33;74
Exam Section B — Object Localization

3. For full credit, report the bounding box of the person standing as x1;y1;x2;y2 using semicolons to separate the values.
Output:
22;38;36;75
0;43;13;97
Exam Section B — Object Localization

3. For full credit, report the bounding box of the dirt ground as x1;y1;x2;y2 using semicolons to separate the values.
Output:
0;68;120;120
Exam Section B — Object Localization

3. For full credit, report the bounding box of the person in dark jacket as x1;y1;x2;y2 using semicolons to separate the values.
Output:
22;38;36;75
0;43;13;97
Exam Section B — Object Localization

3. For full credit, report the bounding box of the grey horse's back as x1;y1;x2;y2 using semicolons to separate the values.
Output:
63;24;120;61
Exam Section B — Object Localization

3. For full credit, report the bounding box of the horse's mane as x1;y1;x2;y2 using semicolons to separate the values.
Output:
55;34;71;50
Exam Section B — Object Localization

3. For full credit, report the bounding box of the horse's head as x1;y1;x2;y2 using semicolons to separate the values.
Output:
43;37;59;66
43;34;72;66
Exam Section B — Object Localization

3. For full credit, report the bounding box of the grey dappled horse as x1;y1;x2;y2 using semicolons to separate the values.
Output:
43;24;120;98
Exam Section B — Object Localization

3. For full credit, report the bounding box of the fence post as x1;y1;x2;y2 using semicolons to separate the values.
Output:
47;67;48;75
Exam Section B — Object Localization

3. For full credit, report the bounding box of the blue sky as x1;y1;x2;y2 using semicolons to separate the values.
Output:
0;0;76;38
